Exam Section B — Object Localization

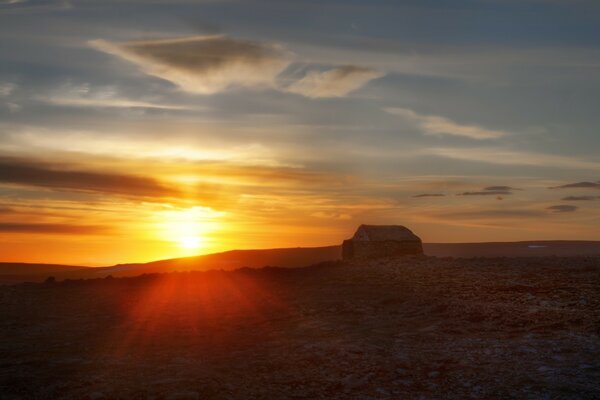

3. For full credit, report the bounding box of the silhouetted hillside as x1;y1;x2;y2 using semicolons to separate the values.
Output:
2;241;600;284
0;263;88;284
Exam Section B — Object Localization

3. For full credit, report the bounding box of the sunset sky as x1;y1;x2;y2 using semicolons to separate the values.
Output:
1;0;599;265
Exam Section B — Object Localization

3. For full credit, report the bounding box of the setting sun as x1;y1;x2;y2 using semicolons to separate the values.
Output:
157;207;224;255
178;235;203;250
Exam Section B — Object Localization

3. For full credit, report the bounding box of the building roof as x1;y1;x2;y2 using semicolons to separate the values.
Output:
352;224;421;242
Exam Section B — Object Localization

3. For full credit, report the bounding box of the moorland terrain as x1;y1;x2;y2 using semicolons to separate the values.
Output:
1;255;599;399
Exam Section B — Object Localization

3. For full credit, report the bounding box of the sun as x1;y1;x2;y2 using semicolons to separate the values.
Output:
157;206;224;254
178;235;202;250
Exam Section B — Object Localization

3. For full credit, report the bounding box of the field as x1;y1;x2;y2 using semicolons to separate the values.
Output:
1;256;599;399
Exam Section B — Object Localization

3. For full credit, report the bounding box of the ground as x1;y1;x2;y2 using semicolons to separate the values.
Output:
1;256;599;399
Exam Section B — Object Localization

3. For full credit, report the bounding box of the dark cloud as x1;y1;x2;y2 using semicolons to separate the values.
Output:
457;185;519;196
91;35;291;94
0;157;178;199
458;191;512;196
0;222;108;235
550;181;600;190
561;196;600;201
547;205;578;213
413;193;445;198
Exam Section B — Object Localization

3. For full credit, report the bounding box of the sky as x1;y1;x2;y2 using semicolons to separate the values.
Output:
0;0;599;265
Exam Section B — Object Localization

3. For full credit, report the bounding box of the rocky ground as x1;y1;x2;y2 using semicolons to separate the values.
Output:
1;256;599;399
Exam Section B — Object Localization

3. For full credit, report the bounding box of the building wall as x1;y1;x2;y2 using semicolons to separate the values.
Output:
342;240;423;260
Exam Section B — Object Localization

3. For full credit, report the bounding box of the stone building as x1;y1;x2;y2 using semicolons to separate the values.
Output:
342;224;423;260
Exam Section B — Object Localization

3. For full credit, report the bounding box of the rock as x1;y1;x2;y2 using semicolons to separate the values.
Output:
88;392;105;400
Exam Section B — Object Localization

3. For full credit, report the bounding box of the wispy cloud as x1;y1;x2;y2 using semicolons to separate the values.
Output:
547;205;578;213
458;190;512;196
286;66;383;98
0;82;16;97
35;90;193;110
413;193;445;198
36;96;194;110
385;107;508;140
426;147;600;170
457;185;517;196
90;35;292;95
550;181;600;190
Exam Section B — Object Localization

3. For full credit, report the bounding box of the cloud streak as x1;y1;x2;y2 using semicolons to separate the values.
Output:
91;35;292;95
0;157;179;199
413;193;445;198
0;222;108;235
457;186;516;196
550;181;600;190
458;191;511;196
286;66;383;98
386;108;508;140
36;95;193;110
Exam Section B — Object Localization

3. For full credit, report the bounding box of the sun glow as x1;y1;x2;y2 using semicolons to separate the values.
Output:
157;206;225;255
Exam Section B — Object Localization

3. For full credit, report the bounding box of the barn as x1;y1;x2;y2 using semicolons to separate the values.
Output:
342;225;423;260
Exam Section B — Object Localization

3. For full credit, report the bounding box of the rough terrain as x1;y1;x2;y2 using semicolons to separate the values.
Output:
1;256;599;399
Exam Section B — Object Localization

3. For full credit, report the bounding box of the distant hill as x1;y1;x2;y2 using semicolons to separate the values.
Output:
86;246;343;279
1;241;599;284
0;246;342;283
424;241;600;258
0;263;89;284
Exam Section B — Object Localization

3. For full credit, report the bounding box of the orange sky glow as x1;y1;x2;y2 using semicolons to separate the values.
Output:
1;1;599;265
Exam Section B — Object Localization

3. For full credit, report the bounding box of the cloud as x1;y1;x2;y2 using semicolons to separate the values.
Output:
550;181;600;190
484;186;521;191
547;205;578;213
385;108;508;140
425;147;600;170
0;0;71;13
413;193;445;198
458;191;512;196
0;222;108;235
36;95;192;111
285;66;383;98
37;81;200;112
457;186;514;196
0;157;179;199
90;35;292;95
0;82;21;113
0;82;16;97
561;196;600;201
